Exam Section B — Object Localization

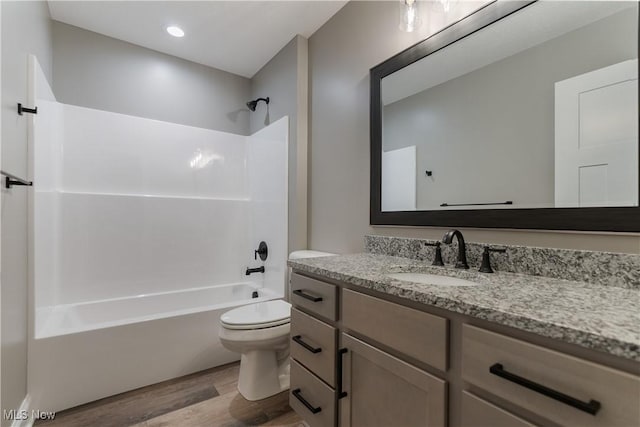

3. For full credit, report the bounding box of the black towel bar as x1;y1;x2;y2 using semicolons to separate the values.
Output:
1;170;33;189
440;201;513;207
17;103;38;115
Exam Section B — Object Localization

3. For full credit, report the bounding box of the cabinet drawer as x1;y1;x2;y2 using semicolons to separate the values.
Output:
462;324;640;427
342;289;448;371
291;273;337;321
461;391;536;427
290;359;336;427
291;307;337;386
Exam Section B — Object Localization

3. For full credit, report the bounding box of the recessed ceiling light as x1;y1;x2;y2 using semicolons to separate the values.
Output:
166;26;184;38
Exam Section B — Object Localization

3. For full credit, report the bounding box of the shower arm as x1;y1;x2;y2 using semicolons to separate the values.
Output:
246;97;270;111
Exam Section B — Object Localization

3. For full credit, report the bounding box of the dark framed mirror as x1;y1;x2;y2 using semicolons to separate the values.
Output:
370;0;640;232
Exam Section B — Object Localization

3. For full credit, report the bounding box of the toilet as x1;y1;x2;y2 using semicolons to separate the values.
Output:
219;250;335;401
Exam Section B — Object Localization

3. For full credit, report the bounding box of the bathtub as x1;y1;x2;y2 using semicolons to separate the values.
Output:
29;282;280;412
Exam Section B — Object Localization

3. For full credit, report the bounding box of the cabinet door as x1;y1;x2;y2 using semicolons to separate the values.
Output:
339;333;446;427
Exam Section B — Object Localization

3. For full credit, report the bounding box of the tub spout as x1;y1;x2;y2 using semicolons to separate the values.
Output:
246;266;265;275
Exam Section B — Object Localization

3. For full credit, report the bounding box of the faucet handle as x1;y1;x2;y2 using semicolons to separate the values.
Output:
254;241;268;261
424;242;445;266
479;246;507;273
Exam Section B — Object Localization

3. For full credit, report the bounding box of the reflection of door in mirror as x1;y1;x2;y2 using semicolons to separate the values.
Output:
555;60;638;208
382;146;416;211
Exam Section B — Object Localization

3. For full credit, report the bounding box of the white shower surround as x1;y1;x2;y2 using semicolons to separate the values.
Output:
27;57;289;411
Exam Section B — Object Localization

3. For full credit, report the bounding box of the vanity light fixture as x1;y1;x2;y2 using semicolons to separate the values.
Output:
166;26;185;38
438;0;453;13
399;0;421;32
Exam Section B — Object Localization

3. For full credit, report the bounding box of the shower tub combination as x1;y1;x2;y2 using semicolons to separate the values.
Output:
30;283;279;412
27;57;289;412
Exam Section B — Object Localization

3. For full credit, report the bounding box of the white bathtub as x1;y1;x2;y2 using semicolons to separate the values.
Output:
35;282;274;338
29;283;281;412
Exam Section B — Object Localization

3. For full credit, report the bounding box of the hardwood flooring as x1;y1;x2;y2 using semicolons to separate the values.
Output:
36;362;303;427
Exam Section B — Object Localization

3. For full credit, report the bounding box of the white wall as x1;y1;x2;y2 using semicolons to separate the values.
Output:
246;117;289;296
34;104;255;307
30;55;60;340
45;19;292;307
250;36;309;253
60;105;248;198
32;100;289;310
55;193;250;305
1;1;52;422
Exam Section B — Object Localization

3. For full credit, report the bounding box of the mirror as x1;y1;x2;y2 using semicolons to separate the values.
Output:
371;0;640;231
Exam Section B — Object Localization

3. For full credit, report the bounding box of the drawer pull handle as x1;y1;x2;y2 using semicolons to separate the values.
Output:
337;348;348;399
292;335;322;354
293;289;323;302
292;388;322;414
489;363;601;415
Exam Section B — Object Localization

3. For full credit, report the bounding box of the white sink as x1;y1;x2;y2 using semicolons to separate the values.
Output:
386;272;480;287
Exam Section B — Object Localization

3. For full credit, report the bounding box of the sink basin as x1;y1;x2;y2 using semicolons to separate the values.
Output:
386;272;480;287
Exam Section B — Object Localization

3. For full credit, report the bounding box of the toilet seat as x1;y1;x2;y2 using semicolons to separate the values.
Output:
221;300;291;330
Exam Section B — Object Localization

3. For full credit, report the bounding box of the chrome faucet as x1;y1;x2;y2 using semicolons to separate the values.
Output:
442;229;469;269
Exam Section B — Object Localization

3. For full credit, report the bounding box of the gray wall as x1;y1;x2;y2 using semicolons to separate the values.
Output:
52;21;250;135
308;0;640;254
250;35;309;252
383;10;636;210
1;1;53;422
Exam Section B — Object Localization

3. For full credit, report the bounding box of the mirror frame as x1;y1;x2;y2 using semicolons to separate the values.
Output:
370;0;640;232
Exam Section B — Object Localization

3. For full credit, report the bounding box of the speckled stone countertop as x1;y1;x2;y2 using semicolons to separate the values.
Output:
288;253;640;362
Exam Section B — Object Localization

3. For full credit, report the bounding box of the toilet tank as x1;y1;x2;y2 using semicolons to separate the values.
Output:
289;250;336;261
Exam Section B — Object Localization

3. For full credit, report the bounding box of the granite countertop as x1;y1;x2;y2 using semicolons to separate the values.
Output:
288;253;640;362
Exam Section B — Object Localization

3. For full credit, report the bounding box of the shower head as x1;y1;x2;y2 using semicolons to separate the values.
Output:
246;97;270;111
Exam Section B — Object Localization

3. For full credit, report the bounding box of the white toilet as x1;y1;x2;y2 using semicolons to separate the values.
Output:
219;250;334;401
219;300;292;401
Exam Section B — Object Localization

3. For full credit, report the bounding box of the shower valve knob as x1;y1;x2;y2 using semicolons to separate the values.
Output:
254;241;268;261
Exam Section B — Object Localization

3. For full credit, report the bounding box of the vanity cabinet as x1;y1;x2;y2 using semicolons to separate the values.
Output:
289;271;640;427
289;272;448;427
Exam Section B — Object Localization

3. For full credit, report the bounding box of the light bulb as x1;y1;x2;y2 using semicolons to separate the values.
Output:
399;0;421;33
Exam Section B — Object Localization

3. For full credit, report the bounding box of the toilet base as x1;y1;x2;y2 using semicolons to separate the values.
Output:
237;350;290;401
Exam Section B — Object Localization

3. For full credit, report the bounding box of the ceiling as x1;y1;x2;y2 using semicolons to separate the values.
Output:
48;1;348;78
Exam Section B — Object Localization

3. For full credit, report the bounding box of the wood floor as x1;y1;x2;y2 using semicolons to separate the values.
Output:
36;362;304;427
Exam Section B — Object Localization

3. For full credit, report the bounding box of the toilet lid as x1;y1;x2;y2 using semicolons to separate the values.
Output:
221;300;291;330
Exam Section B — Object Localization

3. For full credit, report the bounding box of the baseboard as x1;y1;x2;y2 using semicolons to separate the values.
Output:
10;394;33;427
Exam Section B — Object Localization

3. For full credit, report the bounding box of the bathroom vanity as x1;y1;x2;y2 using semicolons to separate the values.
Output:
288;2;640;423
287;242;640;427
